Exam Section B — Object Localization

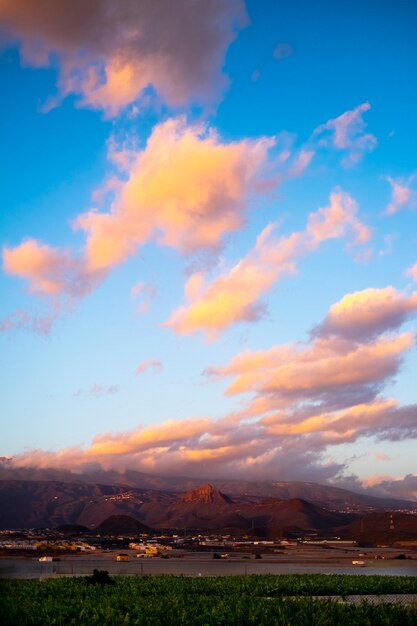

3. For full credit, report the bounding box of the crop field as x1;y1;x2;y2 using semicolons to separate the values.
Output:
1;574;417;625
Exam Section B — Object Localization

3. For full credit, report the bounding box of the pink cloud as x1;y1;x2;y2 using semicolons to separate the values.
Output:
262;399;398;440
164;190;371;338
406;262;417;282
385;174;417;215
312;102;377;166
0;307;59;335
76;117;276;272
0;0;247;116
136;358;163;376
2;239;97;297
360;473;417;501
374;452;390;461
2;119;275;329
306;190;371;245
314;287;417;341
131;281;157;314
208;333;413;400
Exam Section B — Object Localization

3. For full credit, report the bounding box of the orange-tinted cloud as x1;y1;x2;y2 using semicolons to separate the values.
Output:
0;0;247;115
312;102;377;166
262;399;396;438
314;287;417;341
3;119;274;302
76;117;275;271
2;238;100;297
209;333;413;400
165;190;371;337
6;397;417;483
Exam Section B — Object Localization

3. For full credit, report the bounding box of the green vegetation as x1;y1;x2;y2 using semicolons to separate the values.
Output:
1;574;416;625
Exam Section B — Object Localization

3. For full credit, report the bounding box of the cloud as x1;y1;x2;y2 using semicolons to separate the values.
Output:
136;358;162;375
374;452;390;461
0;307;59;335
2;412;342;481
131;281;157;314
207;333;413;402
385;174;417;215
360;473;417;501
2;238;101;297
407;262;417;282
313;287;417;341
76;117;276;271
201;285;417;459
164;190;371;338
305;190;371;245
262;400;417;447
0;0;247;116
312;102;377;166
3;119;274;307
3;107;374;333
5;398;417;483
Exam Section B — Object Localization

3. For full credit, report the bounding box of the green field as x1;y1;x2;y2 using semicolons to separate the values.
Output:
1;574;416;625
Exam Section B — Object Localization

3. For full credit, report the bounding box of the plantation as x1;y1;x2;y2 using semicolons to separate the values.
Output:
1;574;416;625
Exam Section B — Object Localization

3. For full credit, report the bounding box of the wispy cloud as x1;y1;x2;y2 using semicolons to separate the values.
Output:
136;358;162;376
312;102;377;166
0;306;60;335
385;173;417;215
131;282;157;315
406;262;417;282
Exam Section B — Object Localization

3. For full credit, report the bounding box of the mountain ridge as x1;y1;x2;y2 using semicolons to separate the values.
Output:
0;478;416;538
0;463;414;512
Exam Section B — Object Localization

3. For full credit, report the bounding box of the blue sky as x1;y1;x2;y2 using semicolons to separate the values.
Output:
1;0;416;499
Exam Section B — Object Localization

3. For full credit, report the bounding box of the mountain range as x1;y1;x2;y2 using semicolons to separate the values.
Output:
0;477;416;539
0;462;414;512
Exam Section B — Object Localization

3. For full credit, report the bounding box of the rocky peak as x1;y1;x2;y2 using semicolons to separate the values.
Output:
181;483;231;504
